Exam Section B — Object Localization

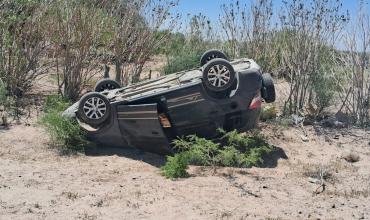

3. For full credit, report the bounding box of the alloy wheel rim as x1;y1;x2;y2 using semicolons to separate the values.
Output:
83;97;107;120
207;64;231;88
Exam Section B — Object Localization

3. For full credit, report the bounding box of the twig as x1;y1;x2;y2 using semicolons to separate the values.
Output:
314;165;326;195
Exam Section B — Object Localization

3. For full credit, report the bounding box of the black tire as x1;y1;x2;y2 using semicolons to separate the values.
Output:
261;73;276;103
202;58;236;94
77;92;111;126
200;49;228;66
94;79;121;92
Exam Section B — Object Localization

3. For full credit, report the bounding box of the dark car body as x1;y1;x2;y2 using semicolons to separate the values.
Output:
64;58;265;154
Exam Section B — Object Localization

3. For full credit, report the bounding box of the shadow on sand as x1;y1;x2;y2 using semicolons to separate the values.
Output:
85;144;288;169
85;146;167;168
259;145;288;168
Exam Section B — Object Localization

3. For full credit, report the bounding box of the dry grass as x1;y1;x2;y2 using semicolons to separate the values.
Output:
327;188;370;199
300;163;336;183
61;191;79;201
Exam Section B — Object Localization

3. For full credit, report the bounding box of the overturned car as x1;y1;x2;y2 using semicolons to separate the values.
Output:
63;50;275;154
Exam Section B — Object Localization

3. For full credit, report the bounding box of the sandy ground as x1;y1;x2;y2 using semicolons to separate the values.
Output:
1;120;370;219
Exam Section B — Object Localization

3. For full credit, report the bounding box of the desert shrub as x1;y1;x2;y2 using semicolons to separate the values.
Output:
161;130;275;178
0;79;10;126
172;135;220;166
40;95;89;154
218;129;274;167
334;4;370;127
0;0;50;98
0;79;7;104
0;79;14;120
311;70;337;114
161;152;190;178
163;13;216;75
45;0;108;101
42;95;70;113
163;47;202;75
100;0;179;84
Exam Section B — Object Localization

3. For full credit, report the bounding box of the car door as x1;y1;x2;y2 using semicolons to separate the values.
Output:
117;103;172;154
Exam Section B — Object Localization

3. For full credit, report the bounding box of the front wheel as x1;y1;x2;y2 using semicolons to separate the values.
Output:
202;58;236;96
77;92;111;126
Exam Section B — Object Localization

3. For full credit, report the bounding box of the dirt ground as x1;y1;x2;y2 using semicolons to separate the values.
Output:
1;119;370;219
1;63;370;219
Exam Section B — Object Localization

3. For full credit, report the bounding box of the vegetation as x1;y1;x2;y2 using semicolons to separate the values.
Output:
161;152;190;178
0;0;369;126
163;45;203;75
162;14;216;74
161;129;275;178
0;79;9;126
0;0;179;101
40;95;90;154
0;79;7;106
0;0;50;98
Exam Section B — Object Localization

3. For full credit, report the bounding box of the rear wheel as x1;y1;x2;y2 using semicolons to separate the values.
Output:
77;92;111;126
200;49;228;66
261;73;276;103
202;58;236;97
94;79;121;92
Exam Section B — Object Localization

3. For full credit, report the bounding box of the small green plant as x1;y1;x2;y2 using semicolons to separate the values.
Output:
161;152;190;178
161;129;275;178
40;95;89;154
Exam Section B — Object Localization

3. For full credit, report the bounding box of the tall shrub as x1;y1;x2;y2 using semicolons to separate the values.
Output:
0;0;50;97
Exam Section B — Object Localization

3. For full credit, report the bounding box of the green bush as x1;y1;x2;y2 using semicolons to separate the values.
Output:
310;46;338;114
215;146;244;167
161;152;190;178
163;48;202;75
40;95;89;154
161;129;275;178
218;129;274;167
43;95;71;113
172;135;220;166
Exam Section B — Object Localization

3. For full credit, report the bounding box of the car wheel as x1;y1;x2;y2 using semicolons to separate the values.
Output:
202;58;236;94
200;49;228;66
261;73;276;103
77;92;111;126
94;79;121;92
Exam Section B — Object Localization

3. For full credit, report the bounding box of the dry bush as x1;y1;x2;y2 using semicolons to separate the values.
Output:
334;3;370;126
279;0;348;115
44;0;108;101
0;79;9;126
188;13;217;44
0;0;51;97
218;0;350;117
106;0;179;85
219;0;274;63
162;13;217;75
